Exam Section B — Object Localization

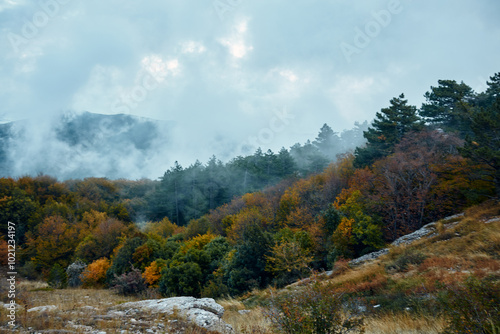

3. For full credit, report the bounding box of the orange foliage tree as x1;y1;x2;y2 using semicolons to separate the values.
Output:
227;207;269;243
322;153;356;203
75;216;128;263
81;258;111;287
142;259;168;288
25;215;81;270
143;217;182;239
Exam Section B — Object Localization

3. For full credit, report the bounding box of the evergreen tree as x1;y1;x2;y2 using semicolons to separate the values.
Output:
159;162;187;225
276;147;297;177
290;141;329;175
420;80;474;136
355;94;422;167
460;97;500;197
338;121;369;153
313;123;340;159
476;72;500;108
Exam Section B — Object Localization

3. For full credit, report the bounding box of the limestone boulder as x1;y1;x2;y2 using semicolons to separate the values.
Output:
115;297;233;333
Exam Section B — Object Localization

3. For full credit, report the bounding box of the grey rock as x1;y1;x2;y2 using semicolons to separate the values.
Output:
349;213;464;266
349;248;389;266
485;217;500;224
116;297;234;333
391;222;436;247
27;305;58;313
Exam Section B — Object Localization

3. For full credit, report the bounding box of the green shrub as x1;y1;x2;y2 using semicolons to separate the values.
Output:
159;261;203;297
19;261;40;280
265;280;364;334
439;276;500;334
386;249;427;273
201;276;229;299
47;263;67;289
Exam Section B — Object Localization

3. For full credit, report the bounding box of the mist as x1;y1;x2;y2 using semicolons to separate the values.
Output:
0;0;499;180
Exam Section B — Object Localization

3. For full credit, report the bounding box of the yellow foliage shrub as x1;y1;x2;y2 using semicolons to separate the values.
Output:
180;232;216;253
142;260;167;288
81;258;111;287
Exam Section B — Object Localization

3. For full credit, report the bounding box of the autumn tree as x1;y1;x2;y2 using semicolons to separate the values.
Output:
82;258;111;287
322;153;356;203
143;217;182;239
332;190;383;258
0;187;40;244
0;239;8;265
25;215;80;270
142;259;168;288
226;207;269;243
372;130;464;239
266;228;314;286
75;216;128;263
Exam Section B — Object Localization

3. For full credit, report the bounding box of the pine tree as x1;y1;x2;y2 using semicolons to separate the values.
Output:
276;147;297;177
476;72;500;108
460;97;500;197
354;94;422;167
420;80;474;136
313;123;340;159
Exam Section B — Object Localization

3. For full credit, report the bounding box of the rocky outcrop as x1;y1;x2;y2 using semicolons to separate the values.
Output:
115;297;234;333
27;305;58;313
348;248;390;267
349;213;465;267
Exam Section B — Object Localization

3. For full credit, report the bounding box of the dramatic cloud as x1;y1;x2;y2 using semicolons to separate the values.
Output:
0;0;499;179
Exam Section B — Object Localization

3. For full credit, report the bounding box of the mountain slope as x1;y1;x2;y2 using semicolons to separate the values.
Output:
0;112;174;180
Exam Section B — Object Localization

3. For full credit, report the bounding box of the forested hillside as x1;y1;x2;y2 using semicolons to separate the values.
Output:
0;73;498;299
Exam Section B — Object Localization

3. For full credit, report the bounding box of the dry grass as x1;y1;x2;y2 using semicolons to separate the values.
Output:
218;298;448;334
17;281;139;310
218;296;448;334
0;281;142;332
0;283;240;333
327;262;387;293
217;296;272;333
364;312;446;334
222;308;271;333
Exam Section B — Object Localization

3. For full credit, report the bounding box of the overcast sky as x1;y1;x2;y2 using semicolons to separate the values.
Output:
1;0;499;169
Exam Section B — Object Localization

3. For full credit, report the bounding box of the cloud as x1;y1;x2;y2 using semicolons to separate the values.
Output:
0;0;25;13
180;41;206;54
1;0;499;179
279;70;299;83
218;18;253;60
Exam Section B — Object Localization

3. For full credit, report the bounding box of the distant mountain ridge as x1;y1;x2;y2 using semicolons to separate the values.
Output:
0;111;174;180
